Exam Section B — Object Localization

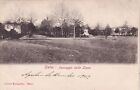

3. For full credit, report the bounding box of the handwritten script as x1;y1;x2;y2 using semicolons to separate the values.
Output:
21;71;91;79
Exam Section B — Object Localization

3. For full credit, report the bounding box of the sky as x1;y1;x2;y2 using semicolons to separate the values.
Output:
0;0;139;28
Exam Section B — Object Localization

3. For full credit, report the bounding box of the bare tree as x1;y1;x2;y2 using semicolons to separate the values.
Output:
69;10;83;38
51;2;83;38
50;2;68;37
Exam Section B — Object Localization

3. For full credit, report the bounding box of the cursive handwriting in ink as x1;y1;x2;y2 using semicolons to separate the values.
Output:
21;71;91;79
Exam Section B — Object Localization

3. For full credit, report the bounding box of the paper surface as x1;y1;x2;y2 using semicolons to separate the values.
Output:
0;0;139;90
0;64;139;90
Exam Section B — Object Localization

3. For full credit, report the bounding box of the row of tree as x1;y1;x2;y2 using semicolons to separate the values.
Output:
0;20;138;40
88;23;138;37
0;2;138;39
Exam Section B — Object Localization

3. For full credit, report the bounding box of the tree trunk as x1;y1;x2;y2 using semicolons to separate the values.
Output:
73;26;76;39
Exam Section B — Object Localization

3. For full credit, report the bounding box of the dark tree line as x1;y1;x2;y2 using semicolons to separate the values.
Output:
89;24;138;37
38;19;83;37
0;20;138;40
0;20;37;39
0;2;138;39
0;16;138;40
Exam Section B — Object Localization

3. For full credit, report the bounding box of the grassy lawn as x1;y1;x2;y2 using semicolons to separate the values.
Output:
0;36;137;64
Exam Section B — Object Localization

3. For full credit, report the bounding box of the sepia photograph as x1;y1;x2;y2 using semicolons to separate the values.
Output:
0;0;138;64
0;0;139;90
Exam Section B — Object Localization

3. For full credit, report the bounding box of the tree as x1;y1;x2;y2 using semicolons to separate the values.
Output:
62;20;69;37
51;2;69;37
28;22;36;37
72;19;83;38
21;21;36;37
104;24;112;39
131;27;138;36
91;24;101;36
51;2;83;38
39;17;53;36
9;29;19;39
114;27;120;33
69;9;83;38
120;21;129;36
0;22;8;39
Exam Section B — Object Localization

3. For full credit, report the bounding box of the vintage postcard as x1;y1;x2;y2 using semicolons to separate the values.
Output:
0;0;139;90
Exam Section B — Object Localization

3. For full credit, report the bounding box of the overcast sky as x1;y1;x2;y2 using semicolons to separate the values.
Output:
0;0;139;27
